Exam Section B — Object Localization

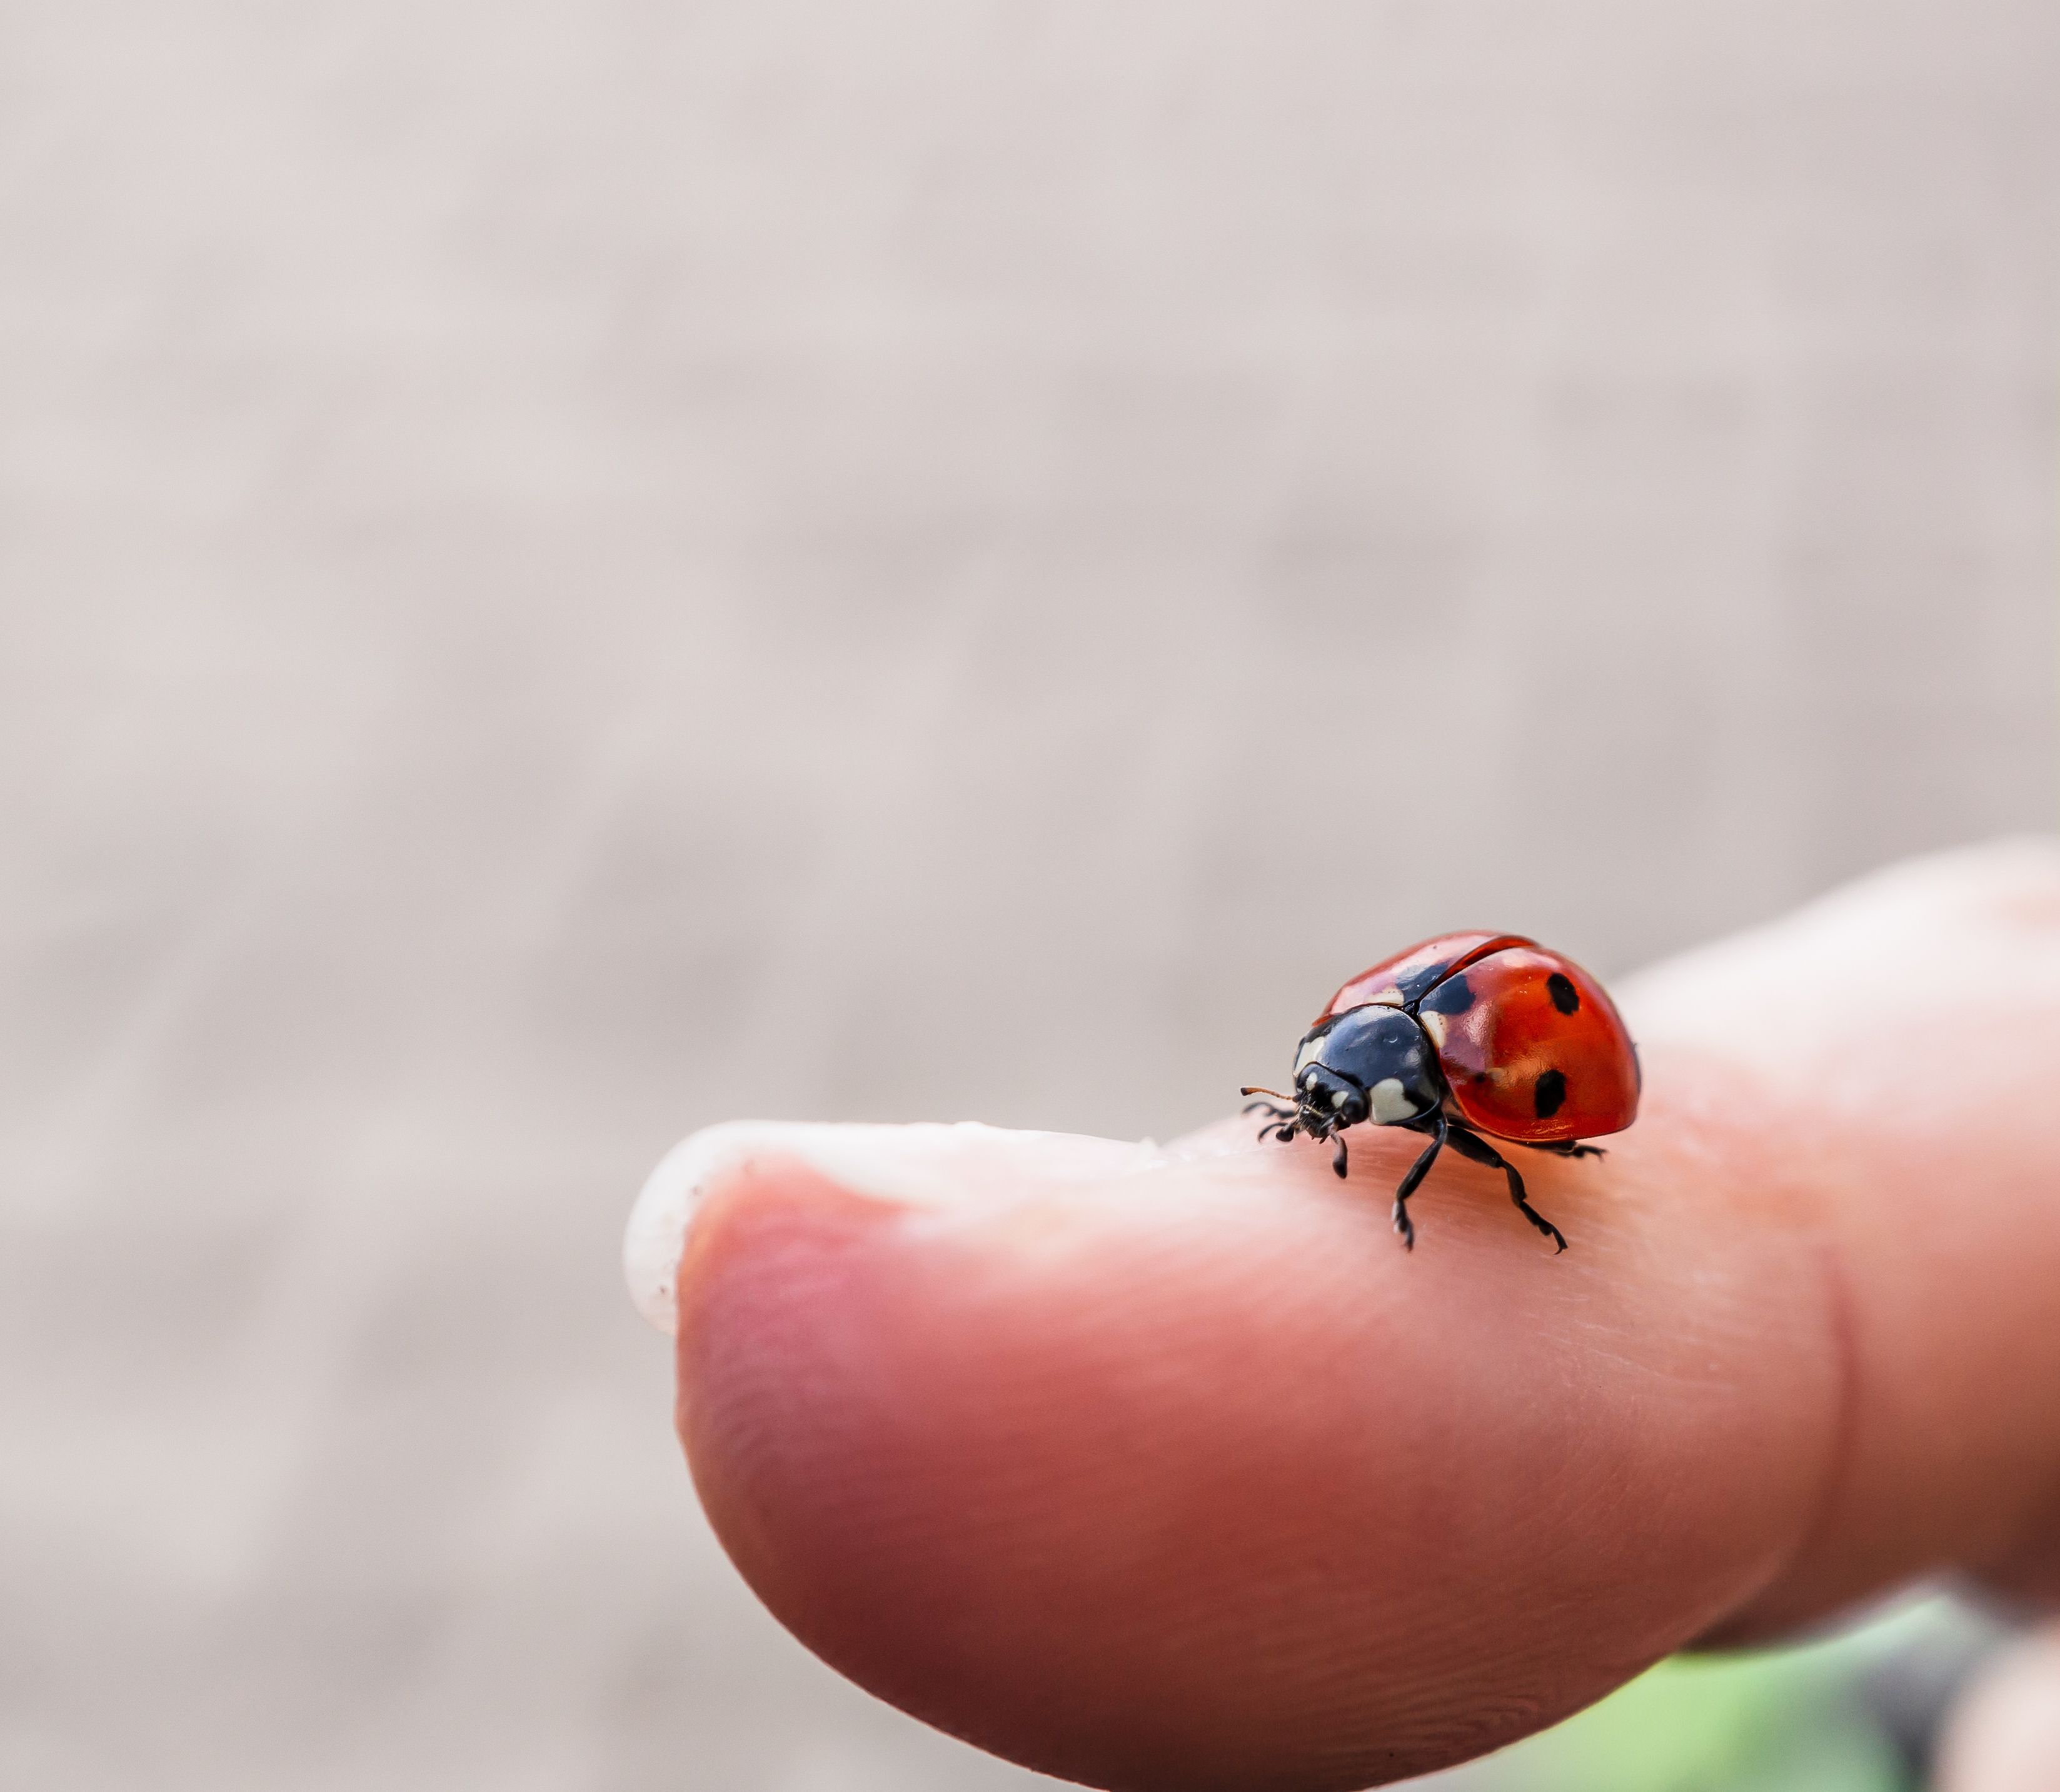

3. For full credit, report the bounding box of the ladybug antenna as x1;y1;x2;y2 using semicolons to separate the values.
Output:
1244;1089;1302;1143
1241;1088;1299;1131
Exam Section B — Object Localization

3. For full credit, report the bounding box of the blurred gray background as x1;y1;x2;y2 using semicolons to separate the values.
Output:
4;2;2056;1788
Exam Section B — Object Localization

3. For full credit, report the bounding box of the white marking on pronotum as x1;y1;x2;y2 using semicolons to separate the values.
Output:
1330;1085;1352;1109
1366;1076;1419;1124
1419;1009;1449;1048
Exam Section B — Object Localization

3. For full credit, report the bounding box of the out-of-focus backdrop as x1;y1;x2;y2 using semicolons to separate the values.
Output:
4;3;2056;1788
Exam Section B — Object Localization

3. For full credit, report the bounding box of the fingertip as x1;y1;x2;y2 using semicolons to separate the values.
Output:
625;1118;1155;1334
663;1111;1841;1791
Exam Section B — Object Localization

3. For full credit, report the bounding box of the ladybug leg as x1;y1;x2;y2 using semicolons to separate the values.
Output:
1244;1090;1301;1142
1330;1132;1349;1179
1389;1112;1447;1251
1445;1126;1569;1253
1517;1138;1605;1161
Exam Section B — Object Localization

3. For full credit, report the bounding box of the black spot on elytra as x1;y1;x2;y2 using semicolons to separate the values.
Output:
1534;1068;1567;1118
1547;972;1580;1015
1418;973;1474;1016
1395;958;1457;1003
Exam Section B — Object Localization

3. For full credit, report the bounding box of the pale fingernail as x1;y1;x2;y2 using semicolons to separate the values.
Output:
623;1119;1155;1334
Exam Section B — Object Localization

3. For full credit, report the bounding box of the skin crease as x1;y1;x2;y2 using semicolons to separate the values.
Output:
660;842;2060;1791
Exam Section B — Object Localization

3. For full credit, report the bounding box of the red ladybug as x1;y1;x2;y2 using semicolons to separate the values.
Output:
1242;933;1639;1251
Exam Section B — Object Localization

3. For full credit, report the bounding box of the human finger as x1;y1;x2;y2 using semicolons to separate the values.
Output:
626;841;2060;1791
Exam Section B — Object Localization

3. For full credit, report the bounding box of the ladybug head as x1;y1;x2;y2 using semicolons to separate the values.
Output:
1245;1005;1444;1148
1294;1005;1443;1133
1291;1062;1370;1134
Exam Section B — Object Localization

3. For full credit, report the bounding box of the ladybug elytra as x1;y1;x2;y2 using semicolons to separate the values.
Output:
1242;933;1639;1252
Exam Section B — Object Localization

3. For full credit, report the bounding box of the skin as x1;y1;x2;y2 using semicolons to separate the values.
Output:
648;841;2060;1791
1938;1627;2060;1792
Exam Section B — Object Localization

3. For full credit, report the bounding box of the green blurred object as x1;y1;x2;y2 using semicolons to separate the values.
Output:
1510;1646;1902;1792
1423;1596;2005;1792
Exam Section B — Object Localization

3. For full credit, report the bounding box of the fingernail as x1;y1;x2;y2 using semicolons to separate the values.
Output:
623;1120;1152;1334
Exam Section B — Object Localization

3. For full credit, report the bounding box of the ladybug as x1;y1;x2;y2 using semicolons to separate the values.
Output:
1242;933;1639;1252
